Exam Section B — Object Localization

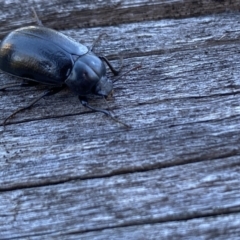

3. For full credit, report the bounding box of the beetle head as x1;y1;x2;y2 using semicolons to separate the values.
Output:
65;53;113;97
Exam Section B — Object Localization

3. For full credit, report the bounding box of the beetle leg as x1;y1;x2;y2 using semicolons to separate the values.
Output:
79;96;111;116
0;83;23;90
90;33;108;52
100;56;123;76
89;33;123;75
3;87;64;125
0;80;38;91
78;96;130;128
31;7;43;26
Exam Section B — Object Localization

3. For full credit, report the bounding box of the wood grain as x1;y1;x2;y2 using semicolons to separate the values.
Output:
1;0;239;34
1;0;240;239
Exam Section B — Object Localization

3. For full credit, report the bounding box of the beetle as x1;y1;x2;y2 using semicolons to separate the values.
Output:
0;8;130;127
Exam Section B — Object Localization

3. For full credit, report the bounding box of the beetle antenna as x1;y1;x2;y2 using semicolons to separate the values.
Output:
113;61;142;83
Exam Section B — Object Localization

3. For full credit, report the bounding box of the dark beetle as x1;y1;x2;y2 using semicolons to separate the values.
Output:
0;9;128;126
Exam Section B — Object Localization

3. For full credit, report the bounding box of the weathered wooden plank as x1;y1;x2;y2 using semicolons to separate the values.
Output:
9;213;240;239
67;214;240;240
0;0;239;35
1;0;240;239
1;13;240;188
2;12;240;121
1;110;240;189
1;156;240;238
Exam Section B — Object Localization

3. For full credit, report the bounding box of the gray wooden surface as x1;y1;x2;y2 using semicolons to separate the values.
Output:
1;0;240;239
